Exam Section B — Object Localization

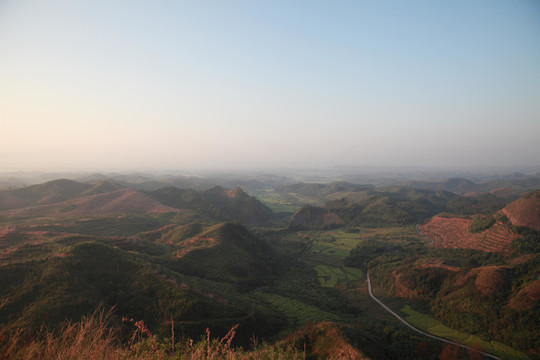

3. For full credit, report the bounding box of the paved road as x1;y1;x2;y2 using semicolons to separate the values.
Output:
366;270;500;359
415;223;434;244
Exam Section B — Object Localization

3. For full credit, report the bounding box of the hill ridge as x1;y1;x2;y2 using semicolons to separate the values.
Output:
0;188;179;217
501;190;540;231
148;185;274;224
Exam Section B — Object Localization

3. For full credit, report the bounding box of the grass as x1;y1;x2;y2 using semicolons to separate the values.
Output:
0;309;120;360
0;308;304;360
400;305;529;360
491;340;530;360
429;324;469;341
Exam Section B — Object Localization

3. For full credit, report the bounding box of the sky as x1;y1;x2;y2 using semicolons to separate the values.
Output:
1;0;539;172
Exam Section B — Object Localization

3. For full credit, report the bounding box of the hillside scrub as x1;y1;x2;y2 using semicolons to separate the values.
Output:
468;216;496;233
512;232;540;254
445;193;506;215
345;234;539;356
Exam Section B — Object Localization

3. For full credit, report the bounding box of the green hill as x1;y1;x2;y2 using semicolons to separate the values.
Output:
275;181;374;202
80;180;124;196
407;175;540;197
291;187;455;228
0;188;179;218
0;180;272;223
202;186;274;224
378;258;540;353
146;186;227;220
0;239;284;342
0;179;91;210
0;179;126;211
147;186;274;224
168;222;277;290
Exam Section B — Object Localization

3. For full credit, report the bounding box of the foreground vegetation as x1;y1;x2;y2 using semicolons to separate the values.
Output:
0;309;304;360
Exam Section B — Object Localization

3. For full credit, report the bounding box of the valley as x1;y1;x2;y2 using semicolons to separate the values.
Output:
0;173;538;359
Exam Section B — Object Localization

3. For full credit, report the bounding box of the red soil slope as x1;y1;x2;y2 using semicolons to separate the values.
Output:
175;236;217;258
225;188;242;198
502;190;540;231
418;216;520;253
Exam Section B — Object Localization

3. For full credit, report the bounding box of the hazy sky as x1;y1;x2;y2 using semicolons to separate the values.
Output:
1;1;539;171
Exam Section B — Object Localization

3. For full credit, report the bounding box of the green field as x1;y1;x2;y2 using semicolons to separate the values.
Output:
315;265;341;287
309;228;421;259
490;341;530;360
314;265;364;288
254;190;317;215
309;230;364;258
401;305;529;360
253;292;340;324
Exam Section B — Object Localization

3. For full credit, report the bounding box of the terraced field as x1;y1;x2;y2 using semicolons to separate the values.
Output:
418;216;520;253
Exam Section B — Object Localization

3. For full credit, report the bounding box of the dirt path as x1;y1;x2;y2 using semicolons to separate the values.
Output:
366;270;499;360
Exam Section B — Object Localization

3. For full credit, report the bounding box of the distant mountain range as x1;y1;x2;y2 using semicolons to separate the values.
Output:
1;169;538;194
405;175;540;198
0;179;274;224
289;186;456;228
285;179;539;229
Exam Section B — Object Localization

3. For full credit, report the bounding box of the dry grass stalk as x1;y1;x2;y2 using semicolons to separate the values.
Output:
0;308;120;360
0;309;303;360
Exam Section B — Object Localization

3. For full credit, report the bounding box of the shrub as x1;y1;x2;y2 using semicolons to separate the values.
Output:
468;216;495;233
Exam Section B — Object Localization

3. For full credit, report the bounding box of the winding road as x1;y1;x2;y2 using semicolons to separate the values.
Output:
366;270;500;359
415;223;434;244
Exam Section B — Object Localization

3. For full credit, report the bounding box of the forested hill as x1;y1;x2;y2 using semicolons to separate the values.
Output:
146;185;274;224
290;187;455;228
0;179;275;225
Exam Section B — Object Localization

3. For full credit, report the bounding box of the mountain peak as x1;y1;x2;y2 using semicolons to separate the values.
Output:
225;187;245;198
